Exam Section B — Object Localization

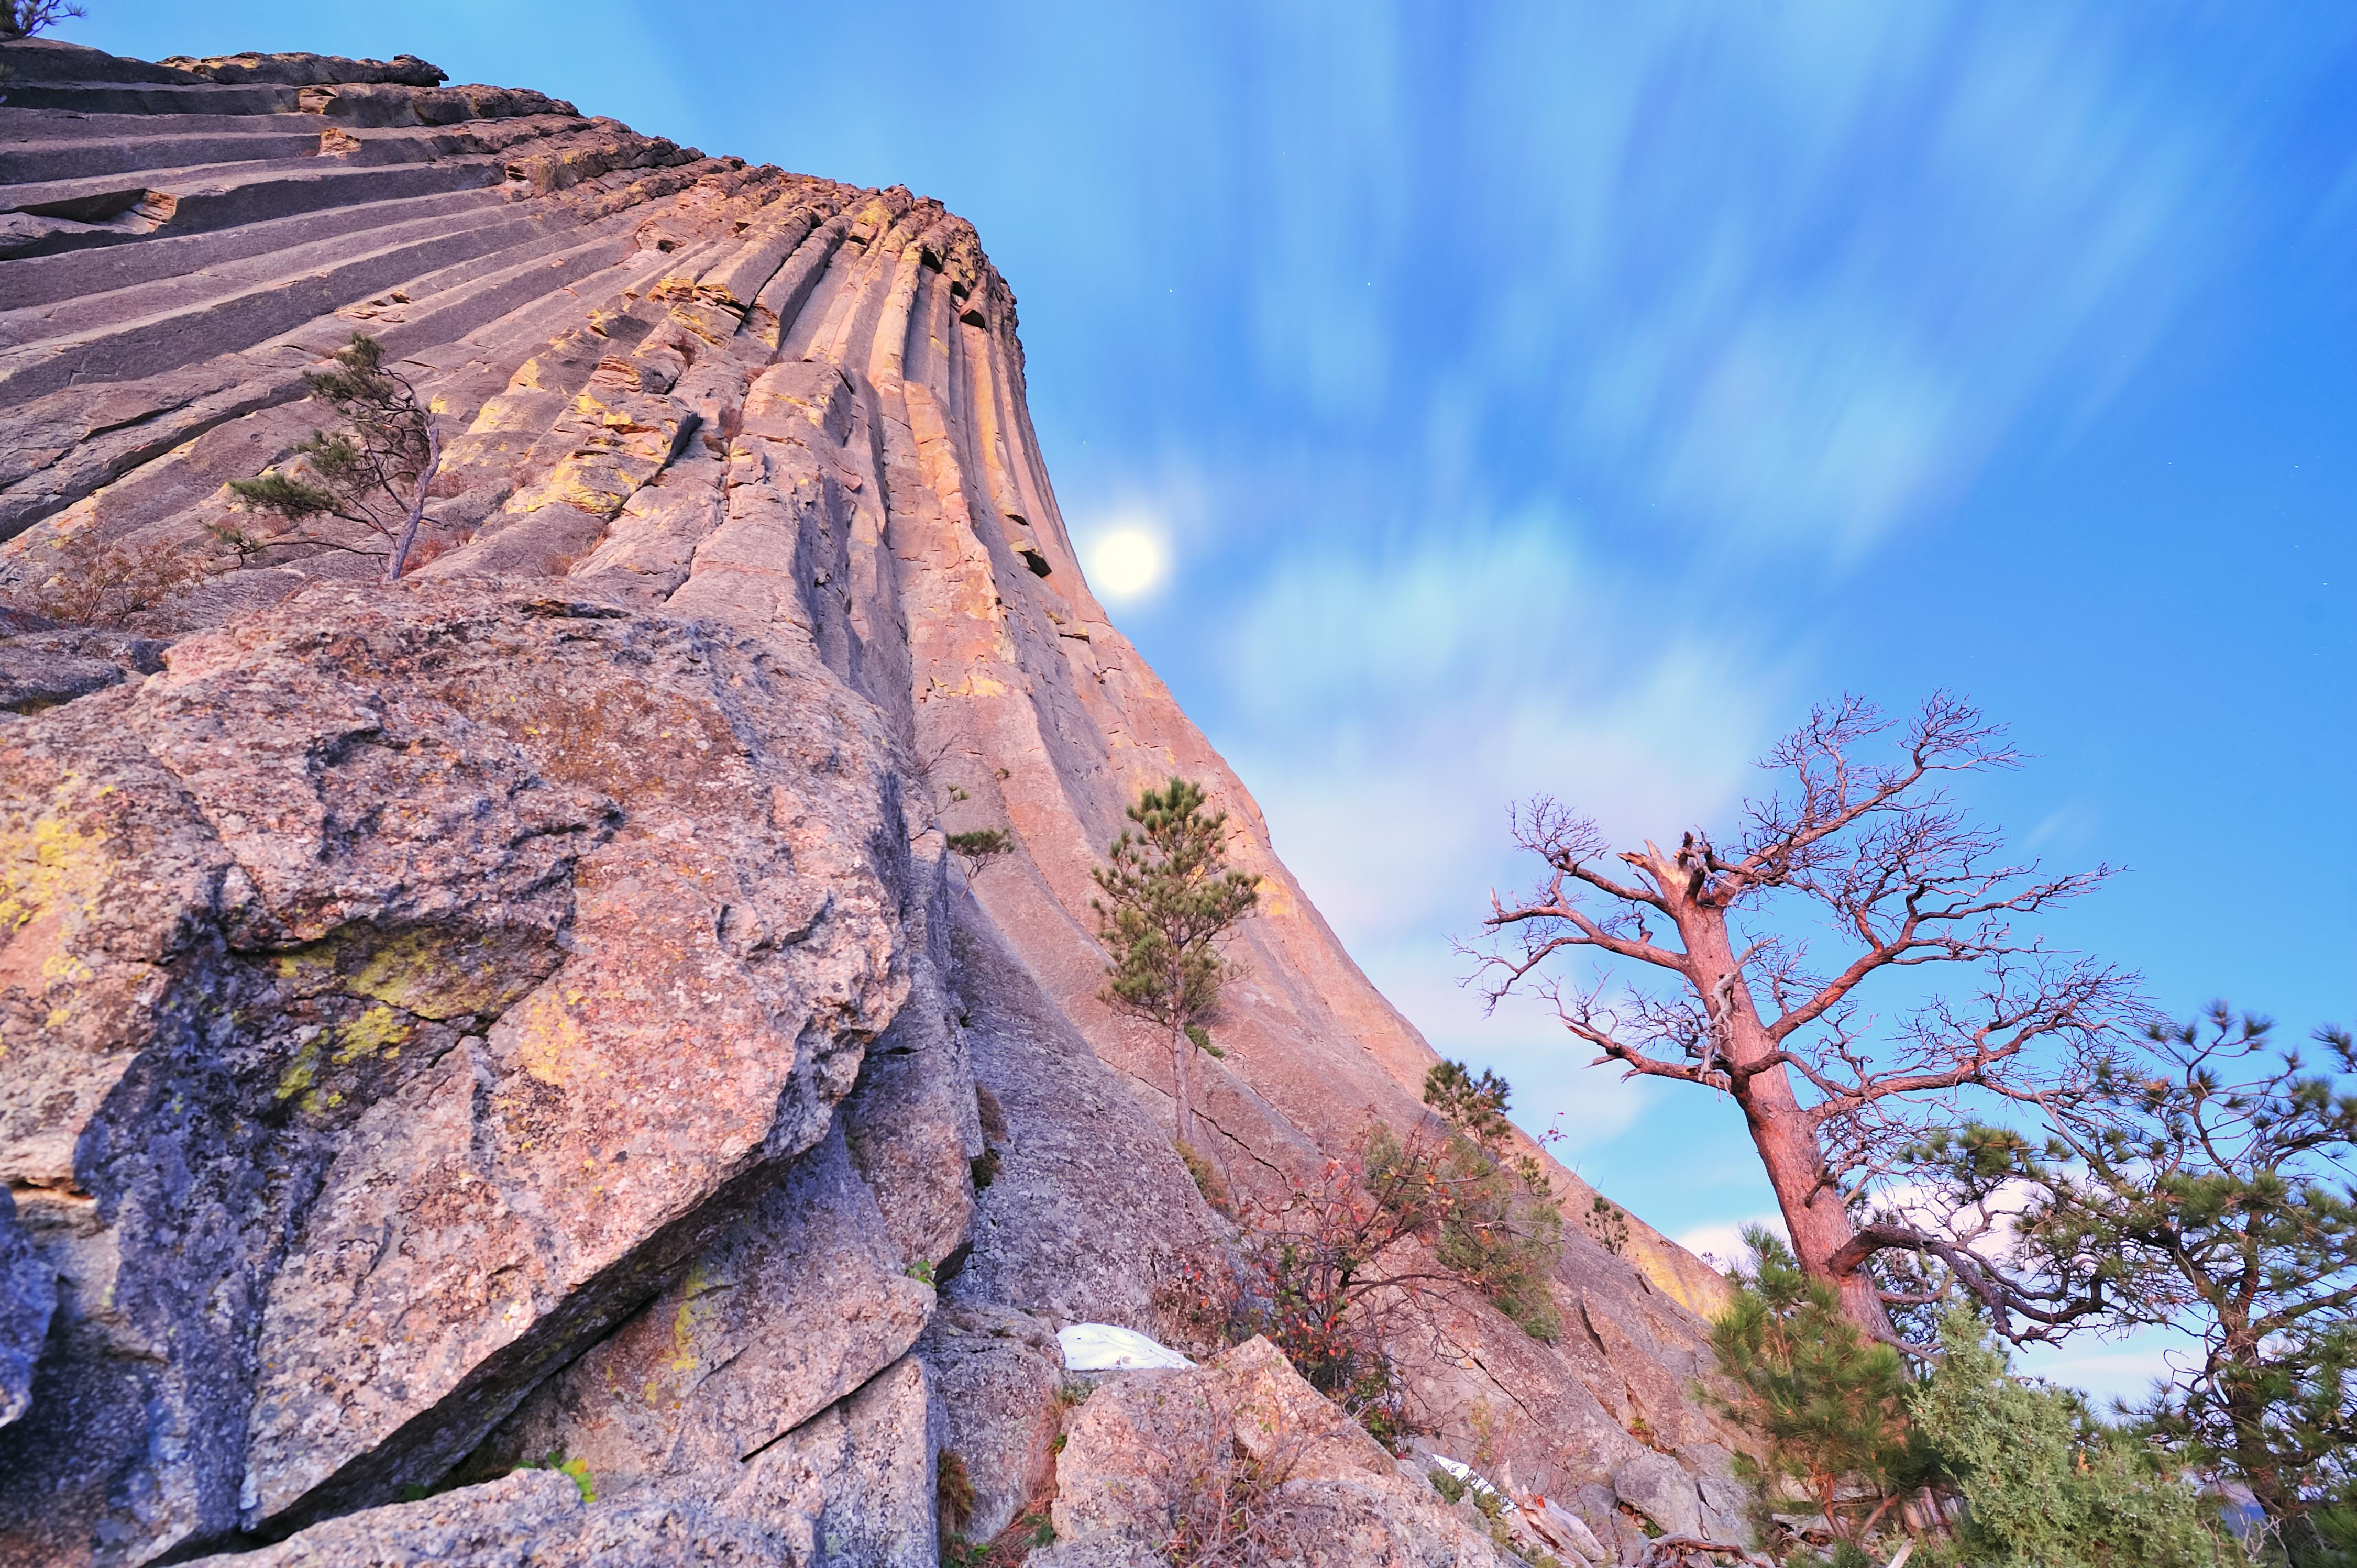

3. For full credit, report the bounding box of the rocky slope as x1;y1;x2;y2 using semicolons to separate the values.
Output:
0;38;1745;1567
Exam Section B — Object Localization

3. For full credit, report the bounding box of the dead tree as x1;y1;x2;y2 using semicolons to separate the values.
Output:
1;2;84;38
1470;694;2131;1348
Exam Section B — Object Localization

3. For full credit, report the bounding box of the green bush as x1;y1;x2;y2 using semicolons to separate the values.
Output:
1362;1121;1562;1341
1366;1059;1567;1342
1173;1140;1233;1217
1910;1310;2240;1568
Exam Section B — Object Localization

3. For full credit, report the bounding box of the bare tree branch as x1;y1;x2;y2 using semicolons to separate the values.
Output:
1465;693;2129;1349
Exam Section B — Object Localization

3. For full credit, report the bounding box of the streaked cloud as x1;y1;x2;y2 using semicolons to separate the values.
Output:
1162;2;2307;558
1223;515;1796;942
1676;1215;1788;1275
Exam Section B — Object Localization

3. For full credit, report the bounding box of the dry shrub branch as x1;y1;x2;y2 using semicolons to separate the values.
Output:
1;529;218;627
1157;1062;1567;1452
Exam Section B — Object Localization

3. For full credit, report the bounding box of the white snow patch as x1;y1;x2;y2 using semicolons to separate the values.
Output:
1056;1323;1195;1371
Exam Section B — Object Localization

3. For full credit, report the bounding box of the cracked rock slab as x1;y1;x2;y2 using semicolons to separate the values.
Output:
1043;1337;1513;1568
0;579;919;1563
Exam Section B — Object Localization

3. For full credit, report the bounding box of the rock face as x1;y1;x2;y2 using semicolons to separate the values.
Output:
1042;1338;1515;1568
0;37;1746;1568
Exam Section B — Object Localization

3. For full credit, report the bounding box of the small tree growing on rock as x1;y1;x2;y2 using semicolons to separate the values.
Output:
947;827;1014;883
228;333;444;581
1092;777;1259;1153
1384;1060;1565;1341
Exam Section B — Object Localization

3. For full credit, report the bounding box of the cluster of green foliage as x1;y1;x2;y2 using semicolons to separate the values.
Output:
510;1449;596;1504
1909;1310;2232;1568
1585;1194;1632;1256
1706;1227;1935;1545
1710;1230;2248;1566
1091;777;1259;1146
946;827;1012;881
1092;778;1259;1037
1173;1139;1234;1216
228;334;443;580
1911;1004;2357;1564
1376;1059;1565;1342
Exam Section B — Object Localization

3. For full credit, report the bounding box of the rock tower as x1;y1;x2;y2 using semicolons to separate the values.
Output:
0;38;1746;1567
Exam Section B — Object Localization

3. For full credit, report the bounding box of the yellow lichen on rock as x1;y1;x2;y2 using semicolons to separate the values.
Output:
0;814;107;940
512;988;589;1088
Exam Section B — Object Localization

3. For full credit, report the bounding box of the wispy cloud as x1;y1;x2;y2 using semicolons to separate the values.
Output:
1676;1214;1787;1275
1222;515;1796;942
1213;516;1799;1155
1171;2;2310;559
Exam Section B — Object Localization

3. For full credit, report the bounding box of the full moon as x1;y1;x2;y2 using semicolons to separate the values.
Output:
1085;525;1169;602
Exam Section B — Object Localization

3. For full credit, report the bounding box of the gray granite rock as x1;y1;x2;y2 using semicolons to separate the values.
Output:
0;1189;54;1430
942;895;1228;1329
1614;1448;1704;1538
920;1305;1066;1542
478;1119;934;1496
1047;1337;1513;1568
0;582;923;1562
0;644;122;711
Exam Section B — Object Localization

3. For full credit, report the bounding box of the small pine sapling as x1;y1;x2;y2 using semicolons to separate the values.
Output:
1091;777;1259;1151
1705;1228;1934;1549
1405;1059;1567;1340
228;333;444;581
947;827;1014;882
1582;1195;1632;1257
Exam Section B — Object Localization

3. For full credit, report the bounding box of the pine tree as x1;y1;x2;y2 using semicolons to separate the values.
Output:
945;827;1012;882
1920;1004;2357;1565
228;334;444;581
1;1;83;38
1706;1227;1933;1547
1396;1059;1565;1340
1091;778;1259;1152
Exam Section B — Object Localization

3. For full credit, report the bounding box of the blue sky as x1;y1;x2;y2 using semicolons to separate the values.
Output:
69;3;2357;1396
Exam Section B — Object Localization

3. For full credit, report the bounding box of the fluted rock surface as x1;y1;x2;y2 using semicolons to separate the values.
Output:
1;38;1742;1568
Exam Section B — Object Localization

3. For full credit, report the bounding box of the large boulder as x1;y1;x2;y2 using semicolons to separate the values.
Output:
0;582;927;1562
1041;1337;1515;1568
178;1356;945;1568
0;1191;53;1430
